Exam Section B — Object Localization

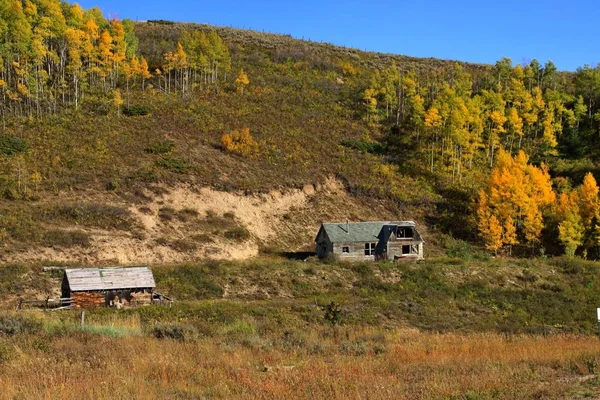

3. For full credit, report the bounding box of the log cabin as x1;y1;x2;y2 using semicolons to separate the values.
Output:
61;267;156;308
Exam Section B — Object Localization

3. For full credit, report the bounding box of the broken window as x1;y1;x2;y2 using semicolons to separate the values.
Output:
402;245;410;255
364;242;376;256
397;227;414;239
342;246;349;254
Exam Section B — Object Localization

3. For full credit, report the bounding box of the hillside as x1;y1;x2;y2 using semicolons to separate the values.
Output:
0;19;486;263
0;5;600;262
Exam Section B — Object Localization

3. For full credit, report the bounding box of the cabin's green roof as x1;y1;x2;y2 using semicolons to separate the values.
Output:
319;221;418;243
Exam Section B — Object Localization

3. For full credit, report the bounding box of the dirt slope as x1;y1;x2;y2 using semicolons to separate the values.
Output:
2;177;406;265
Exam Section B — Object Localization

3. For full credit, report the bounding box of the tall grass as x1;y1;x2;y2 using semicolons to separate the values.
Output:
0;327;598;399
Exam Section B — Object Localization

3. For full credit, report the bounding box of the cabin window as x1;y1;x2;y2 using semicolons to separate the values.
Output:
342;246;349;254
397;227;414;239
364;242;376;256
402;245;411;255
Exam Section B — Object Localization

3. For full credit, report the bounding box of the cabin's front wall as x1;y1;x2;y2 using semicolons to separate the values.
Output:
71;289;153;308
72;292;105;308
332;240;423;262
332;242;376;261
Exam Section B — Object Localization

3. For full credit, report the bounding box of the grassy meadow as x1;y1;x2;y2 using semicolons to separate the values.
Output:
1;256;600;398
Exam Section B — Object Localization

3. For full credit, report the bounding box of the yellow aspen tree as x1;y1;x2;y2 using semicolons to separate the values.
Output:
578;172;599;229
541;110;558;155
477;191;503;253
502;216;518;249
424;107;442;172
506;107;523;151
98;29;113;88
109;19;126;87
65;27;83;108
480;149;555;252
558;206;584;257
174;42;189;93
112;89;123;114
139;57;151;90
235;68;249;94
488;110;507;166
362;88;378;122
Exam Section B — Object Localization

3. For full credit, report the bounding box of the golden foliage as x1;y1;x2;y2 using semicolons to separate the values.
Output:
558;206;584;257
221;127;260;158
478;149;555;251
235;68;250;94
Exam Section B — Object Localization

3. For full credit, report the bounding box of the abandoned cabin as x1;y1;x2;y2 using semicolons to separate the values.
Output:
61;267;156;308
315;221;424;261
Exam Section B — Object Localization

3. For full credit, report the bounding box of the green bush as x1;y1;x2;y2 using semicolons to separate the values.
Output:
156;156;189;173
152;323;198;342
0;135;28;156
340;139;387;154
123;105;150;116
0;315;42;336
145;140;175;155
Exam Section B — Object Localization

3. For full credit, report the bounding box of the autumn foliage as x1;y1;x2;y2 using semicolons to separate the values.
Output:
477;149;554;253
220;128;260;157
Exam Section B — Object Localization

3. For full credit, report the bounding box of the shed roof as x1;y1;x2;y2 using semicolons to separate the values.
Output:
319;221;419;243
64;267;155;292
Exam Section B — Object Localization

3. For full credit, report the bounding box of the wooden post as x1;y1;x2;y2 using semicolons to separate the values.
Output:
80;310;85;326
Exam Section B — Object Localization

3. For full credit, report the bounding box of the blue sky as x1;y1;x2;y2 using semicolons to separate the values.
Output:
76;0;598;71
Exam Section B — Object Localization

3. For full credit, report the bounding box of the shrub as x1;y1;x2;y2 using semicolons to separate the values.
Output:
145;140;175;154
122;105;150;116
42;230;90;248
0;135;28;156
0;315;42;336
323;301;343;325
191;233;213;243
158;207;176;221
220;128;260;158
339;340;367;356
38;203;133;231
340;139;387;154
170;239;198;253
223;227;251;241
176;208;199;222
156;156;189;173
152;323;198;342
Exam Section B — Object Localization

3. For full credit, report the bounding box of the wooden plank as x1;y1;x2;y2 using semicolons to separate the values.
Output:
66;267;155;291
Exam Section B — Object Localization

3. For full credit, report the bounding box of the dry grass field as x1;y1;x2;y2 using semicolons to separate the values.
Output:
1;323;600;399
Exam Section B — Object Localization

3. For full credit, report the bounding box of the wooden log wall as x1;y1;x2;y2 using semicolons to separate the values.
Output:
72;292;105;308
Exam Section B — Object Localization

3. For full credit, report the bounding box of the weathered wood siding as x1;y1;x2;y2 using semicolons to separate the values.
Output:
329;240;423;262
387;239;423;260
64;267;155;292
333;242;375;261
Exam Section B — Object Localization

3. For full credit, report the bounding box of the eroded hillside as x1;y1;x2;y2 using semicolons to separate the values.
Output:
1;177;417;264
